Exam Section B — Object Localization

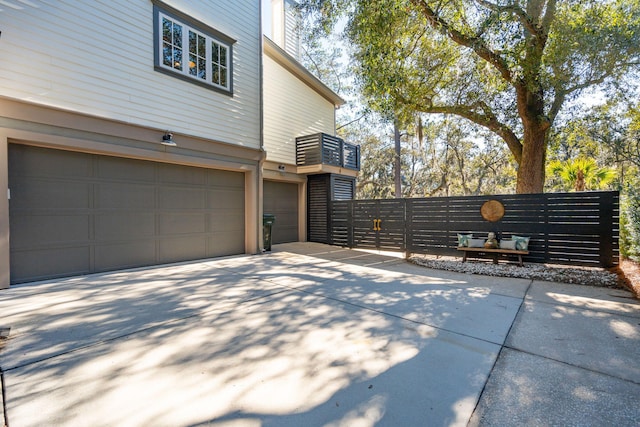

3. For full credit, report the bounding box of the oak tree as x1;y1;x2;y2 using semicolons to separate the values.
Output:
299;0;640;193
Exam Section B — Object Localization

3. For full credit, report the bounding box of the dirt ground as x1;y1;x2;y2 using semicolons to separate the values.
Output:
617;258;640;298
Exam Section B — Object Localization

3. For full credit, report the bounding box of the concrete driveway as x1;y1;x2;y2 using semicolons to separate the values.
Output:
1;242;638;426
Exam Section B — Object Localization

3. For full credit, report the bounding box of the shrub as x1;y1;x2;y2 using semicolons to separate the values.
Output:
620;185;640;261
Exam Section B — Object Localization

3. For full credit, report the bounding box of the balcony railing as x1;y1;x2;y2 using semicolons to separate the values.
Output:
296;133;360;171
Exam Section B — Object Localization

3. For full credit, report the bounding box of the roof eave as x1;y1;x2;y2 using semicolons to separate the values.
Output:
263;36;346;107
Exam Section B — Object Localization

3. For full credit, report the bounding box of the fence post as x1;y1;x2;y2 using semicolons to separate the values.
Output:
404;199;411;257
347;200;354;248
327;200;333;246
543;194;550;264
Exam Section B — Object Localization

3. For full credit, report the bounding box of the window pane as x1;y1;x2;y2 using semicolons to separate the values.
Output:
220;46;227;67
173;48;182;70
198;58;206;80
162;18;172;43
189;54;197;76
189;31;196;55
198;35;206;56
212;42;219;64
163;43;172;67
220;67;227;87
173;23;182;48
212;64;219;84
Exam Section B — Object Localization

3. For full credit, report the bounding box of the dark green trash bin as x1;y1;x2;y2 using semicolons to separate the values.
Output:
263;214;276;251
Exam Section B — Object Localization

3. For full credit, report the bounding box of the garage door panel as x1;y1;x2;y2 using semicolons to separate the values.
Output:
94;241;157;271
159;187;205;209
209;233;245;256
208;169;245;188
278;197;298;211
96;183;156;209
272;212;297;233
272;223;297;244
159;164;207;185
95;213;156;240
11;180;91;210
159;213;206;235
10;215;90;248
97;156;156;182
207;189;245;209
9;145;92;178
11;246;90;282
159;236;207;263
209;212;244;232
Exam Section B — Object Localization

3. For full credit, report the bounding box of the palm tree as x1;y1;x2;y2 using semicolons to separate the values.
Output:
547;158;616;192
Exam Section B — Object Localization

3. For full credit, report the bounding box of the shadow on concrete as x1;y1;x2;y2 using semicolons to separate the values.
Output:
5;243;637;426
5;283;499;426
1;244;510;426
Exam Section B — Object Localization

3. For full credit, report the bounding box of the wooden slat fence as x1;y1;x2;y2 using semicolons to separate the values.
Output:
326;191;619;267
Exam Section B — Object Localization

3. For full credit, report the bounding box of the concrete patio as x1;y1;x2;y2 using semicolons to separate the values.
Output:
0;242;638;426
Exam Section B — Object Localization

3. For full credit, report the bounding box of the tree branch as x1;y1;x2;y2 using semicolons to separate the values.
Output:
427;173;448;197
337;113;367;130
548;67;623;124
540;0;557;36
301;45;323;79
475;0;540;37
547;89;565;126
408;100;523;163
409;0;514;83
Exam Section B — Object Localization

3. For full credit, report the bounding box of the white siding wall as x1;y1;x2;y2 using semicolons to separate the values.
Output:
263;55;335;165
0;0;261;148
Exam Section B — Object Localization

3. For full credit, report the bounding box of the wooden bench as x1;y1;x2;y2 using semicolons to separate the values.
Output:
457;247;529;266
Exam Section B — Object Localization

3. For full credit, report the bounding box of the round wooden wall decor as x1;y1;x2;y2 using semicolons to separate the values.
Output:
480;199;505;222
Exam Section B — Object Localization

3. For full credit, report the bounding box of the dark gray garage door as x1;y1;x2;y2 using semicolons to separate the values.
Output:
263;180;298;244
9;144;245;284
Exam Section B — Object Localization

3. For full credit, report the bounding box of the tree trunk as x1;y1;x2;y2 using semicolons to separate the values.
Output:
575;169;585;191
516;123;548;193
394;120;402;198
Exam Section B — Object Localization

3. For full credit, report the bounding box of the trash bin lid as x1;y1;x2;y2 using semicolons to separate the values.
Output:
263;213;276;224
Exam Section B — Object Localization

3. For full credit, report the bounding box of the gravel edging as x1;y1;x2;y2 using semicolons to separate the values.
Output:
409;255;621;288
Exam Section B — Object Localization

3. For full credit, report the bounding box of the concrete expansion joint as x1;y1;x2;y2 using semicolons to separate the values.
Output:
469;282;535;425
0;326;8;427
273;280;508;348
469;344;508;425
1;366;8;427
525;295;640;322
503;345;640;387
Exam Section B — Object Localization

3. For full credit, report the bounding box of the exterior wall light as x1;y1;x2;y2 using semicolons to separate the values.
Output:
161;131;176;146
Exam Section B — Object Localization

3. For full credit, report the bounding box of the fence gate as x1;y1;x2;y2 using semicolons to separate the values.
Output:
338;199;406;252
